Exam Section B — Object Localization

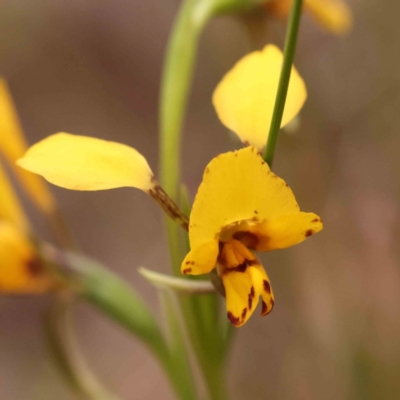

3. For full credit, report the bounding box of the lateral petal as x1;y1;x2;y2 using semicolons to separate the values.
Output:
18;133;154;191
235;212;323;251
181;240;219;275
213;45;307;151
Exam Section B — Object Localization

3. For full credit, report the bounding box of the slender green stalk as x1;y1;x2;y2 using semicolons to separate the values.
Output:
263;0;303;166
45;296;122;400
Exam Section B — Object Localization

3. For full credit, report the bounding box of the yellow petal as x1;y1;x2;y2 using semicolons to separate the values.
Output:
18;133;154;191
235;212;323;251
247;262;275;316
220;253;274;327
189;147;299;249
0;161;29;231
306;0;352;35
0;222;53;293
212;45;307;151
181;240;219;275
0;78;55;213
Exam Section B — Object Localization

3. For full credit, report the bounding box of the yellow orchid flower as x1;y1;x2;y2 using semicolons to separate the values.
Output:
18;132;189;230
0;78;56;214
265;0;352;35
0;221;54;293
181;146;322;326
213;45;307;152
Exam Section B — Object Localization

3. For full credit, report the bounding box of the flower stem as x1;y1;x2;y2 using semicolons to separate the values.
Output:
263;0;303;166
159;0;213;274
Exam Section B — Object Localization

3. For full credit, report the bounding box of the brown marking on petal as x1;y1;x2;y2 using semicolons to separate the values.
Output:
254;210;258;214
224;258;258;274
305;229;314;237
241;307;248;321
26;257;43;277
261;161;266;165
243;141;251;147
312;218;320;223
248;286;255;310
233;231;259;249
227;311;240;326
263;280;271;294
231;261;247;273
183;268;192;274
205;167;210;173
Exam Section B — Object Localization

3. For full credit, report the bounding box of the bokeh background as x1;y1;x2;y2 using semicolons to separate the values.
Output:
1;0;399;399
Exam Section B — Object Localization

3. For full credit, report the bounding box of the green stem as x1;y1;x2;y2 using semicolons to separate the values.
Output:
263;0;303;166
159;0;213;273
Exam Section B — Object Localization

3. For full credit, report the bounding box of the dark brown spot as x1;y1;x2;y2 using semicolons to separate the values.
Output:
261;301;268;315
254;210;258;214
183;268;192;274
241;307;248;320
263;280;271;294
205;167;210;173
233;231;259;249
305;229;314;237
312;218;320;223
261;161;265;165
227;311;240;326
231;261;247;273
26;257;43;276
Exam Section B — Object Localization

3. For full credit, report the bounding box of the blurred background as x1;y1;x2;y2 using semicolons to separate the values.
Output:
1;0;399;399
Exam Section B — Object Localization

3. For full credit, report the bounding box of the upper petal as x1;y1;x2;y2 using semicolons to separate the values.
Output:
212;45;307;151
189;147;299;249
18;133;154;191
0;78;55;213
